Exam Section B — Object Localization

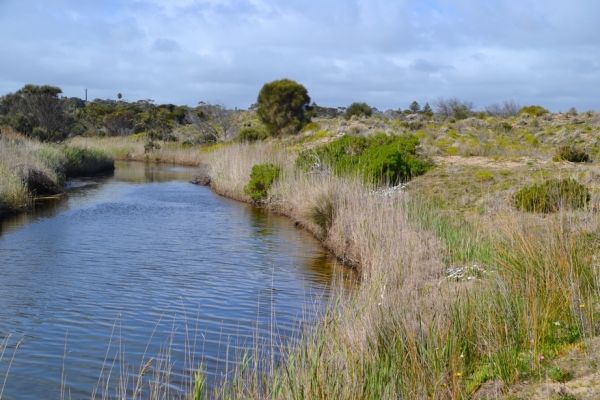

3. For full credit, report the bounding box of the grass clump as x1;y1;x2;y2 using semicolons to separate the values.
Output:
554;145;590;163
60;146;115;177
296;133;431;186
513;179;590;213
243;163;281;201
548;366;573;383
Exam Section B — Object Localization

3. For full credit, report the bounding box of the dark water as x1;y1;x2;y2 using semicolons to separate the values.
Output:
0;161;353;399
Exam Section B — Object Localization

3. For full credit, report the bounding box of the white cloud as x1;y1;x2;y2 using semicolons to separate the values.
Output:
0;0;599;111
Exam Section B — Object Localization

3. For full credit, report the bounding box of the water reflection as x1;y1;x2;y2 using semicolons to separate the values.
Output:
0;161;356;399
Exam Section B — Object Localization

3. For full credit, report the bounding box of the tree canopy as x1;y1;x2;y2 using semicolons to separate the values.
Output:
256;79;311;135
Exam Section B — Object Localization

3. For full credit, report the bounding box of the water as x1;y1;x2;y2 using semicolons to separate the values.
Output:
0;161;353;399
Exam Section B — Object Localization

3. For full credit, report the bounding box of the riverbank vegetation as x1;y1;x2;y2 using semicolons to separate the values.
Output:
0;128;114;217
3;81;600;398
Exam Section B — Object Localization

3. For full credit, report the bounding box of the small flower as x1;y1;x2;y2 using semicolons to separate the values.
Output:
540;355;545;361
455;372;461;377
554;321;561;326
580;303;586;308
460;354;465;358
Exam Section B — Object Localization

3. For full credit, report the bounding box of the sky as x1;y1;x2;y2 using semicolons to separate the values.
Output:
1;0;599;112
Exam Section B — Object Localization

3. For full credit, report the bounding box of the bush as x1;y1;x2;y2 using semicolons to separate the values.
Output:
256;79;311;135
555;145;590;163
296;134;431;186
519;105;549;117
513;179;590;213
235;127;269;143
243;163;281;201
344;102;372;120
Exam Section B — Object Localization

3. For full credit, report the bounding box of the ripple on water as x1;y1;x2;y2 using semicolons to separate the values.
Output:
0;162;353;399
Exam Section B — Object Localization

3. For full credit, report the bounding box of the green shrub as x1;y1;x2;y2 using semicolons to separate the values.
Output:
344;102;372;120
555;146;590;163
513;179;590;213
235;127;269;143
243;163;281;201
519;105;549;117
296;133;431;186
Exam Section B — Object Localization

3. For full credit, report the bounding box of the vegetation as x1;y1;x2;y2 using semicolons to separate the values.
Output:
256;79;311;135
4;81;600;398
433;97;475;120
555;145;590;163
519;105;550;117
243;163;281;201
0;128;114;217
235;126;269;143
0;84;76;142
513;178;590;213
296;133;431;185
344;102;373;120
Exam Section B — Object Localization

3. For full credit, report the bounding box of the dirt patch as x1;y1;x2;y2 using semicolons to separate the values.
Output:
433;155;581;170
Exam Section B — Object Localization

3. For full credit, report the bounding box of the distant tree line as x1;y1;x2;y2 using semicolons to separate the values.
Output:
0;82;559;146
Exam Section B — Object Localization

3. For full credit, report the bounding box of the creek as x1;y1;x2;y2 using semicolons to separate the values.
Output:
0;161;353;399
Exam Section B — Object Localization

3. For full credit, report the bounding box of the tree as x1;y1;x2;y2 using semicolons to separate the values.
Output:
408;101;421;114
117;93;123;100
422;103;433;116
344;102;373;120
187;101;234;142
433;97;474;120
485;100;520;117
1;84;71;142
256;79;311;135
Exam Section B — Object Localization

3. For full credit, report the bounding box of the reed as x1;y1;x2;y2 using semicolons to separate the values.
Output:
203;140;600;398
0;129;115;217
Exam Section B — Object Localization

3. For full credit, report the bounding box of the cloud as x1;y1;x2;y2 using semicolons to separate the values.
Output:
152;39;182;53
0;0;599;111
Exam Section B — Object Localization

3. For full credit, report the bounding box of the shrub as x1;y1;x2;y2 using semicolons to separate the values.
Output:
243;163;281;201
296;134;431;186
513;179;590;213
432;97;474;120
344;102;373;120
1;84;71;142
235;127;269;143
555;145;590;163
519;105;549;117
256;79;311;135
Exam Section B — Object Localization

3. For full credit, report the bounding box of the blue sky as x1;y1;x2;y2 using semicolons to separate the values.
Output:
1;0;599;111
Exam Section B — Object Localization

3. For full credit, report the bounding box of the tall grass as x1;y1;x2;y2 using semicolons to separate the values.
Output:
0;129;115;217
202;140;600;398
12;134;599;397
